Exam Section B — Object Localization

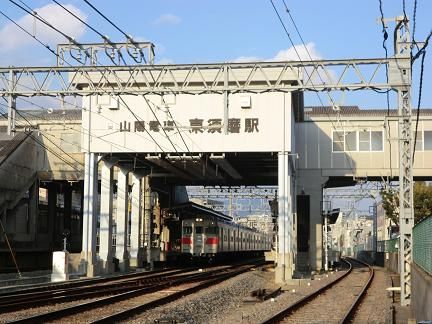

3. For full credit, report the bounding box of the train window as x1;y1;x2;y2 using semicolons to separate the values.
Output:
183;226;192;234
195;226;203;234
206;226;218;234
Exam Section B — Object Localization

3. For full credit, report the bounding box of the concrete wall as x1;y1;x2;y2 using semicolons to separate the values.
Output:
37;122;84;181
412;262;432;322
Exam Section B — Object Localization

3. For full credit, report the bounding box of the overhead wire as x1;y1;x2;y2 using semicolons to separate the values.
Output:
5;0;174;154
0;94;159;171
272;0;356;174
377;0;393;177
11;105;84;171
412;50;426;162
51;0;106;39
0;6;203;182
46;0;193;155
78;0;200;158
82;0;130;39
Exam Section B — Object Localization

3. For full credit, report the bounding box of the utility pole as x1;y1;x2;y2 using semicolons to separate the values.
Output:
384;15;414;306
395;17;413;307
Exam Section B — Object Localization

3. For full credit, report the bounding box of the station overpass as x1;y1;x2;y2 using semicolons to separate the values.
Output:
1;106;431;276
295;106;432;272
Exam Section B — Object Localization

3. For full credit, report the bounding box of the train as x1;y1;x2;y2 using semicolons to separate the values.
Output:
180;215;272;259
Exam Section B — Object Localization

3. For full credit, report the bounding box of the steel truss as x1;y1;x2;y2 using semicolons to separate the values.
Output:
0;58;407;97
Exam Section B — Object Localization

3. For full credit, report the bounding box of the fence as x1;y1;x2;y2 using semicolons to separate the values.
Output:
413;216;432;275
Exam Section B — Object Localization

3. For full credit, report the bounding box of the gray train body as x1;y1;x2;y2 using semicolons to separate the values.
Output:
181;217;272;258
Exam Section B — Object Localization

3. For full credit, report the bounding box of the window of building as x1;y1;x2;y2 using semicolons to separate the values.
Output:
371;131;383;151
345;131;357;151
332;131;344;152
359;130;370;151
425;131;432;150
414;131;423;151
332;130;384;152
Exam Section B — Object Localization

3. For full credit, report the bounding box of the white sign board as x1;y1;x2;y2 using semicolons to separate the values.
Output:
82;92;292;153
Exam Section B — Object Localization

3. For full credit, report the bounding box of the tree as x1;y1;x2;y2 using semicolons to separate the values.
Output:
380;182;432;225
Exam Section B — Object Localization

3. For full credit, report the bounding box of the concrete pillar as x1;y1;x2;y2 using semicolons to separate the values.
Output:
276;152;294;283
81;152;99;277
129;173;143;268
115;167;130;271
296;169;328;272
99;161;115;273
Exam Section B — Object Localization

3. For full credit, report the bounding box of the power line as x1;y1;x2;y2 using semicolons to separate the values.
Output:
7;0;201;160
0;100;157;170
412;0;418;48
69;1;198;157
78;0;197;156
8;0;74;42
13;109;83;171
51;0;106;39
6;0;174;154
0;9;57;56
271;0;356;175
82;0;130;39
377;0;393;178
412;50;426;162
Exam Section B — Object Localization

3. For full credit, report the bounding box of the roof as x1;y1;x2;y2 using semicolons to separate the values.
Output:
0;132;30;166
0;109;82;122
163;201;233;222
304;106;432;117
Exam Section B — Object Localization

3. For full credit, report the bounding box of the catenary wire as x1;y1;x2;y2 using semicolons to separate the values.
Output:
272;0;356;174
377;0;393;177
77;0;199;157
5;0;175;154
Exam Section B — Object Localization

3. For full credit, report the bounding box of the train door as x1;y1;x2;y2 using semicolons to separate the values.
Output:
181;221;193;254
194;224;204;255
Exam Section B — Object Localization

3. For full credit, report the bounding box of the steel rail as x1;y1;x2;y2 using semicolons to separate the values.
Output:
0;266;182;298
339;258;375;324
260;259;353;324
91;263;262;323
8;261;264;323
0;269;204;313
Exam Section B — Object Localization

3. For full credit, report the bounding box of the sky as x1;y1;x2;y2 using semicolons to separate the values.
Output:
0;0;430;110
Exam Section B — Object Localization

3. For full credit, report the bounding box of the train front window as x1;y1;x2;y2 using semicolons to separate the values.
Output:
206;226;218;234
195;226;203;234
183;226;192;234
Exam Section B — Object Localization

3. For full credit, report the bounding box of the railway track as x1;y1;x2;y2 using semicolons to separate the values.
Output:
261;258;374;324
3;260;265;323
0;267;194;312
